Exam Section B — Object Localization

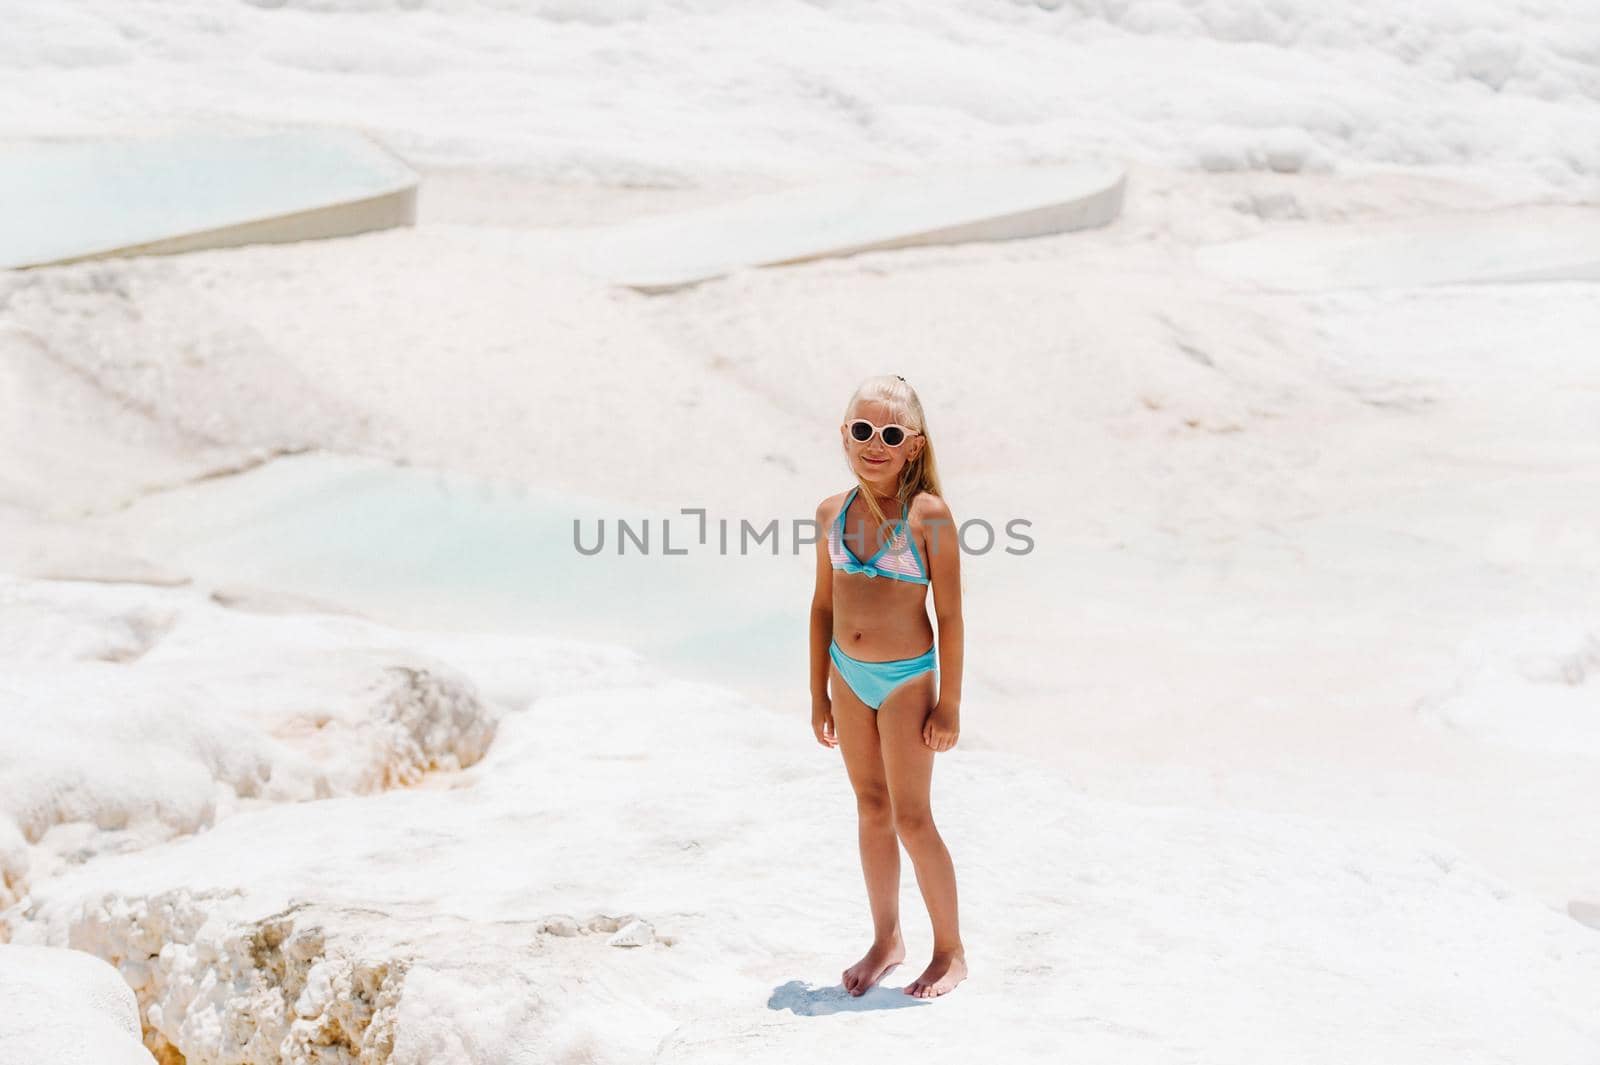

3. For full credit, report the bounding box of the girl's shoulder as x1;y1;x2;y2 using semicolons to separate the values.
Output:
904;492;955;566
814;488;854;527
905;490;952;523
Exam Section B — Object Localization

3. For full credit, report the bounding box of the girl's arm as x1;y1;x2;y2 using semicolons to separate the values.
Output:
923;496;964;724
810;497;838;746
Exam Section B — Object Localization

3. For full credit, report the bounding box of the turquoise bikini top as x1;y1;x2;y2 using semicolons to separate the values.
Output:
826;486;930;584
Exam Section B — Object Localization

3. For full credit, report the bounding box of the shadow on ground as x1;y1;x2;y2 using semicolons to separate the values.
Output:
767;979;931;1015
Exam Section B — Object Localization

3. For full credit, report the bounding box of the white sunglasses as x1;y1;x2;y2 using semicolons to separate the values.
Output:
844;418;920;448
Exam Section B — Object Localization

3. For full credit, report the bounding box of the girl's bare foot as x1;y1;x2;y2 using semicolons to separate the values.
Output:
904;948;967;998
841;935;905;996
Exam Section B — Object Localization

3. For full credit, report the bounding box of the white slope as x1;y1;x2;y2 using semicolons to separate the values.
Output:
1416;615;1600;757
587;162;1127;291
6;580;1596;1064
0;944;156;1065
0;574;649;910
1;1;1595;199
0;130;417;269
1195;205;1600;290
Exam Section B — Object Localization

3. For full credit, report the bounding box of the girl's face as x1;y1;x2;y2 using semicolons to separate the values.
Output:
840;399;925;484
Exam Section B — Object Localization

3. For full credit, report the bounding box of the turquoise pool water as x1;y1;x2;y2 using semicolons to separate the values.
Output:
0;128;416;268
107;451;806;693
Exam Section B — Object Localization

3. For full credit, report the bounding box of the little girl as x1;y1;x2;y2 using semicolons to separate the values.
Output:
810;374;967;999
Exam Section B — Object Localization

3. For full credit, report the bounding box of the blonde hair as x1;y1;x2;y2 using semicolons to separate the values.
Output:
842;374;944;531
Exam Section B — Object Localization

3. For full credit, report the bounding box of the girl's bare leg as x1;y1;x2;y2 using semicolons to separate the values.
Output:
877;672;968;998
830;662;907;995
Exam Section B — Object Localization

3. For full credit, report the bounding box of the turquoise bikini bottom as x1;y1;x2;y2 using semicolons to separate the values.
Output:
828;639;937;710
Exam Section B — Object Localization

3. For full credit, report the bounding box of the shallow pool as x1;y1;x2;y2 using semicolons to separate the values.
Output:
99;451;807;695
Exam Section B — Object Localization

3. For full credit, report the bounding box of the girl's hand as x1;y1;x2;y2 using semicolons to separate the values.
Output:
923;703;959;752
812;700;838;748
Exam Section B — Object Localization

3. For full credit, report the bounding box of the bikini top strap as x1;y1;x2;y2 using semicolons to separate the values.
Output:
836;486;857;539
